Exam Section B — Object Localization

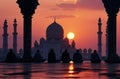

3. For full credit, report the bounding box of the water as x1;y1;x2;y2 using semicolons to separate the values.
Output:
0;61;120;79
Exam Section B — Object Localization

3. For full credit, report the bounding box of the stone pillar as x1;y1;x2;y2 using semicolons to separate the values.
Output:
97;18;102;58
106;21;108;58
17;0;39;62
13;19;18;54
102;0;120;63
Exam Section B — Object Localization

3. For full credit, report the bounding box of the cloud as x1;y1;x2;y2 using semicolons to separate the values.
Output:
57;0;104;10
46;15;76;19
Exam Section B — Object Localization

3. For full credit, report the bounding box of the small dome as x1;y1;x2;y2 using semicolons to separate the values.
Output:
46;21;64;40
40;37;45;45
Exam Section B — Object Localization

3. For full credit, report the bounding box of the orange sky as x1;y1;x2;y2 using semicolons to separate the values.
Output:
0;0;120;56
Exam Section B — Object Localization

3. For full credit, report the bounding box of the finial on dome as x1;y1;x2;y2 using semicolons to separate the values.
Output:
54;16;56;23
14;18;17;23
98;17;101;23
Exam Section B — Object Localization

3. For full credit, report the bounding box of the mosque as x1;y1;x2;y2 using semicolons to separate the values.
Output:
0;18;102;61
32;20;76;60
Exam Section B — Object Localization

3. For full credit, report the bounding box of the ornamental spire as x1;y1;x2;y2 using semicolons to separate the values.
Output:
54;16;56;23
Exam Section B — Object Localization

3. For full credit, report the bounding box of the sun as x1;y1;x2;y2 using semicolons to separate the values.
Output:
67;32;75;40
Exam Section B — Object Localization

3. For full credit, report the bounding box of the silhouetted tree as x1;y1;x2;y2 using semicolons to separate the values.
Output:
33;50;43;62
48;49;56;63
73;50;83;63
5;49;17;62
90;50;101;63
61;49;71;63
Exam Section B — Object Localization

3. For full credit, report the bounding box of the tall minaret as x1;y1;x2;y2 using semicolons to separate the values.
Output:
13;19;18;54
3;19;8;58
97;18;102;58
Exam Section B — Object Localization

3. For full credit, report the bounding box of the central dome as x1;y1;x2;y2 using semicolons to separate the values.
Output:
46;21;64;40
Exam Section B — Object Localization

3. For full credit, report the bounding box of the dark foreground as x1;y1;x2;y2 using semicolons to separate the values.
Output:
0;61;120;79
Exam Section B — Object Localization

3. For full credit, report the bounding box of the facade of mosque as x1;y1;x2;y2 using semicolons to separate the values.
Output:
32;21;76;60
0;18;102;62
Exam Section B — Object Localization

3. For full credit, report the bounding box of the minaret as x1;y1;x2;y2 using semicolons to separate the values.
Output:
13;19;18;54
97;18;102;58
3;19;8;58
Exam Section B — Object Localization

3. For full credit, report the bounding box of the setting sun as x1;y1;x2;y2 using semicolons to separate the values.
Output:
67;32;75;39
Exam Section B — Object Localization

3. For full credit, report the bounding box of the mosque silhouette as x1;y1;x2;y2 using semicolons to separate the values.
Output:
0;18;102;63
0;0;120;63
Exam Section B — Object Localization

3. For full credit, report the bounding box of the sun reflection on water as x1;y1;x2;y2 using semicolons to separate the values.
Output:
68;61;74;76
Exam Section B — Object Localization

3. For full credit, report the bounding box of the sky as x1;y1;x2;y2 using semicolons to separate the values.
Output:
0;0;120;56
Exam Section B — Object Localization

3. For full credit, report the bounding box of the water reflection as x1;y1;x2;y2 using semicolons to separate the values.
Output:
0;63;18;79
0;62;120;79
66;61;81;79
99;63;120;79
68;61;74;75
23;63;31;79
